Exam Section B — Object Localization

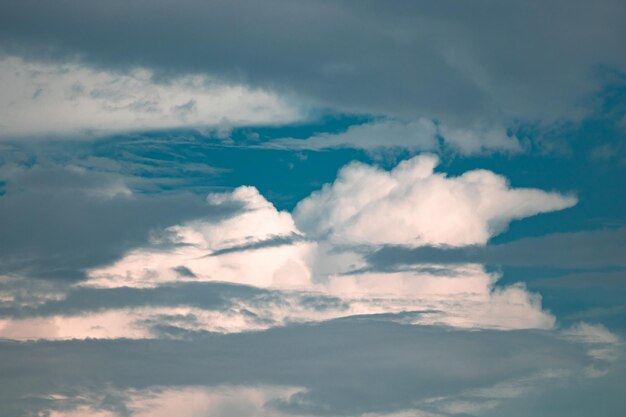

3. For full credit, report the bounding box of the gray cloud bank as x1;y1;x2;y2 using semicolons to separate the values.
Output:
366;227;626;271
1;0;625;126
0;321;603;417
0;165;243;281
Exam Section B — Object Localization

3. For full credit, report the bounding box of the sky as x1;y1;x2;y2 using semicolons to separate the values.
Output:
0;1;625;416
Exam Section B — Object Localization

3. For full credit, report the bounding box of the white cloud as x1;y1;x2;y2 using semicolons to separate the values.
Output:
0;263;554;341
0;56;302;139
326;264;555;330
294;154;577;246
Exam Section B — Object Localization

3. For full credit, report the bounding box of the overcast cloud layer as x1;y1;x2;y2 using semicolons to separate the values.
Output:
1;0;626;136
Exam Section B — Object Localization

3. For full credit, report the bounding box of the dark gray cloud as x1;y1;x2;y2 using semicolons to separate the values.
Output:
0;165;243;281
0;320;596;417
366;227;626;271
1;0;625;125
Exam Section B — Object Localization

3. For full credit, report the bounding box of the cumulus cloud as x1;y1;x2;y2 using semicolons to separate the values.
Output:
32;167;563;337
0;159;578;337
294;154;577;246
0;56;302;138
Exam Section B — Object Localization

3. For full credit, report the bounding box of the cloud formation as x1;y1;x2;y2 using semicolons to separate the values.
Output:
269;118;523;155
0;164;241;281
294;154;577;246
3;156;573;339
366;227;626;271
0;320;617;417
0;56;301;138
86;186;315;289
1;0;625;126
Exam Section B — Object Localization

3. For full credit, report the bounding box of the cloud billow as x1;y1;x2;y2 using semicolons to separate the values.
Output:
294;154;577;246
0;156;581;339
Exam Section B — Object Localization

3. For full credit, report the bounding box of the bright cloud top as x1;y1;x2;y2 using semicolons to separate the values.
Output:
294;154;577;246
0;56;302;138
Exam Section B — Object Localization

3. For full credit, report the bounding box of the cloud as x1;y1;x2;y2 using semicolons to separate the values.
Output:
0;164;243;281
1;0;625;127
0;321;603;417
326;265;555;330
12;175;555;337
366;227;626;270
438;123;523;154
478;355;626;417
269;118;439;153
562;322;622;361
0;157;581;339
269;118;523;155
44;385;303;417
85;186;316;289
0;264;555;340
0;153;605;417
294;154;576;246
0;56;302;138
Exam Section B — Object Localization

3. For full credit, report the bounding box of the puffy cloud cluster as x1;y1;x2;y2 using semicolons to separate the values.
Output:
294;154;576;246
0;156;562;338
0;156;581;340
